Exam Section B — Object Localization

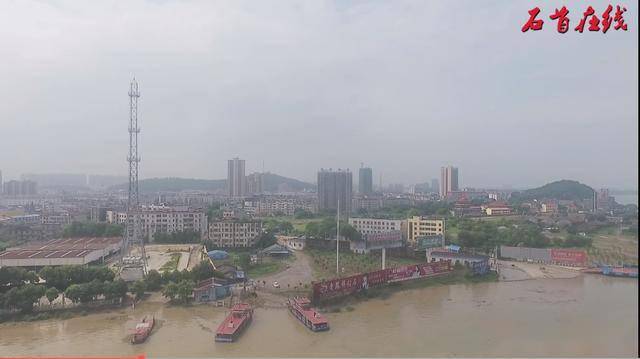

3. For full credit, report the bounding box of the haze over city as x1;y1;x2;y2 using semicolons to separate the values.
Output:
0;0;637;189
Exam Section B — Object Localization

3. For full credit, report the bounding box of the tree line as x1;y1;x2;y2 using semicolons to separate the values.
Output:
303;218;361;241
1;266;127;315
62;222;123;238
450;219;593;252
153;230;201;244
139;261;221;305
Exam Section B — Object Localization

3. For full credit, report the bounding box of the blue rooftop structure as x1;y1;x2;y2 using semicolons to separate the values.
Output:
445;245;461;253
208;250;229;260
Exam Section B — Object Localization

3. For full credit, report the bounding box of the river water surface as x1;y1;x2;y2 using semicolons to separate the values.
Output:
0;275;637;357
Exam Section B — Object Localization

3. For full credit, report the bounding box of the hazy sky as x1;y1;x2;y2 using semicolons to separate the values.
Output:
0;0;637;189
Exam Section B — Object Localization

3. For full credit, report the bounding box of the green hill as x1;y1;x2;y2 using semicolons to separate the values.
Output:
262;173;314;192
108;173;314;193
510;180;595;202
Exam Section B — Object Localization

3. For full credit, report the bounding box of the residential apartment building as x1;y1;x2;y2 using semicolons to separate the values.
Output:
352;196;384;211
244;195;317;217
348;217;404;236
0;214;42;225
246;172;265;195
2;180;38;197
40;212;71;225
540;200;559;214
430;179;439;194
406;216;446;243
596;188;613;211
317;169;352;215
439;166;459;198
358;167;373;194
228;157;246;198
208;220;263;248
106;205;208;241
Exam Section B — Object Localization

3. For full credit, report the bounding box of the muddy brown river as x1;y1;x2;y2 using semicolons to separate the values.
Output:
0;275;637;357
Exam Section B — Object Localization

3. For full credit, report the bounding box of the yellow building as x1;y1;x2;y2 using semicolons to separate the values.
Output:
406;216;445;243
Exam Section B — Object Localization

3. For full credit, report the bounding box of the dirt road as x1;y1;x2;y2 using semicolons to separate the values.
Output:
255;251;314;292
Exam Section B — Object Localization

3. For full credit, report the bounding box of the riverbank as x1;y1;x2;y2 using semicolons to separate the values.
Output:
498;260;582;281
0;301;128;323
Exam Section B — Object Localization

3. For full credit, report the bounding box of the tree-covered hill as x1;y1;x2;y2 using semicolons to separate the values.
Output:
107;173;314;193
510;180;595;202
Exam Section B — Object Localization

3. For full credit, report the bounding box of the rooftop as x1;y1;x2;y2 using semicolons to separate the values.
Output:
10;237;123;251
0;249;97;259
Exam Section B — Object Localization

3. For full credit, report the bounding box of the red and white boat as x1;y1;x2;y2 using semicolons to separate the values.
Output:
131;316;155;344
287;296;329;332
215;303;254;342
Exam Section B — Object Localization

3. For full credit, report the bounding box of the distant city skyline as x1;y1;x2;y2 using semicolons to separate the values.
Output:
0;166;637;192
0;1;637;190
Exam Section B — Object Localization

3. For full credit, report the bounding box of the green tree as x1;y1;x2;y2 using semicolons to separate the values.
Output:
255;232;276;249
238;253;251;269
130;280;146;301
45;287;59;306
294;209;314;219
162;281;179;302
5;284;46;313
144;270;163;291
304;222;320;238
63;221;123;238
340;223;361;241
191;261;218;282
39;265;114;291
111;279;129;300
0;267;38;288
176;280;195;304
39;266;69;291
64;284;84;304
102;281;117;302
87;279;104;301
153;231;200;244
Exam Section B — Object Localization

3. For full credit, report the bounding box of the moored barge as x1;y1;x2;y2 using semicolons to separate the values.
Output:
131;316;155;344
602;265;638;278
215;303;253;342
583;265;638;278
287;296;329;332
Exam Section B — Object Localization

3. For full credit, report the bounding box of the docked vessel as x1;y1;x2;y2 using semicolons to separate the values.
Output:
287;296;329;332
601;265;638;278
583;265;638;278
215;303;254;342
131;316;155;344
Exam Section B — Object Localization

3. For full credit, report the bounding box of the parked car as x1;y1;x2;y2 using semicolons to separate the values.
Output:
273;281;280;288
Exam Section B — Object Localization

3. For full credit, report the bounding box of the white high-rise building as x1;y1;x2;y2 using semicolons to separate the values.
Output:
228;157;246;198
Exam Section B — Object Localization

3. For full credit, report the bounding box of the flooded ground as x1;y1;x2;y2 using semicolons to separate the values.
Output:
0;275;637;357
